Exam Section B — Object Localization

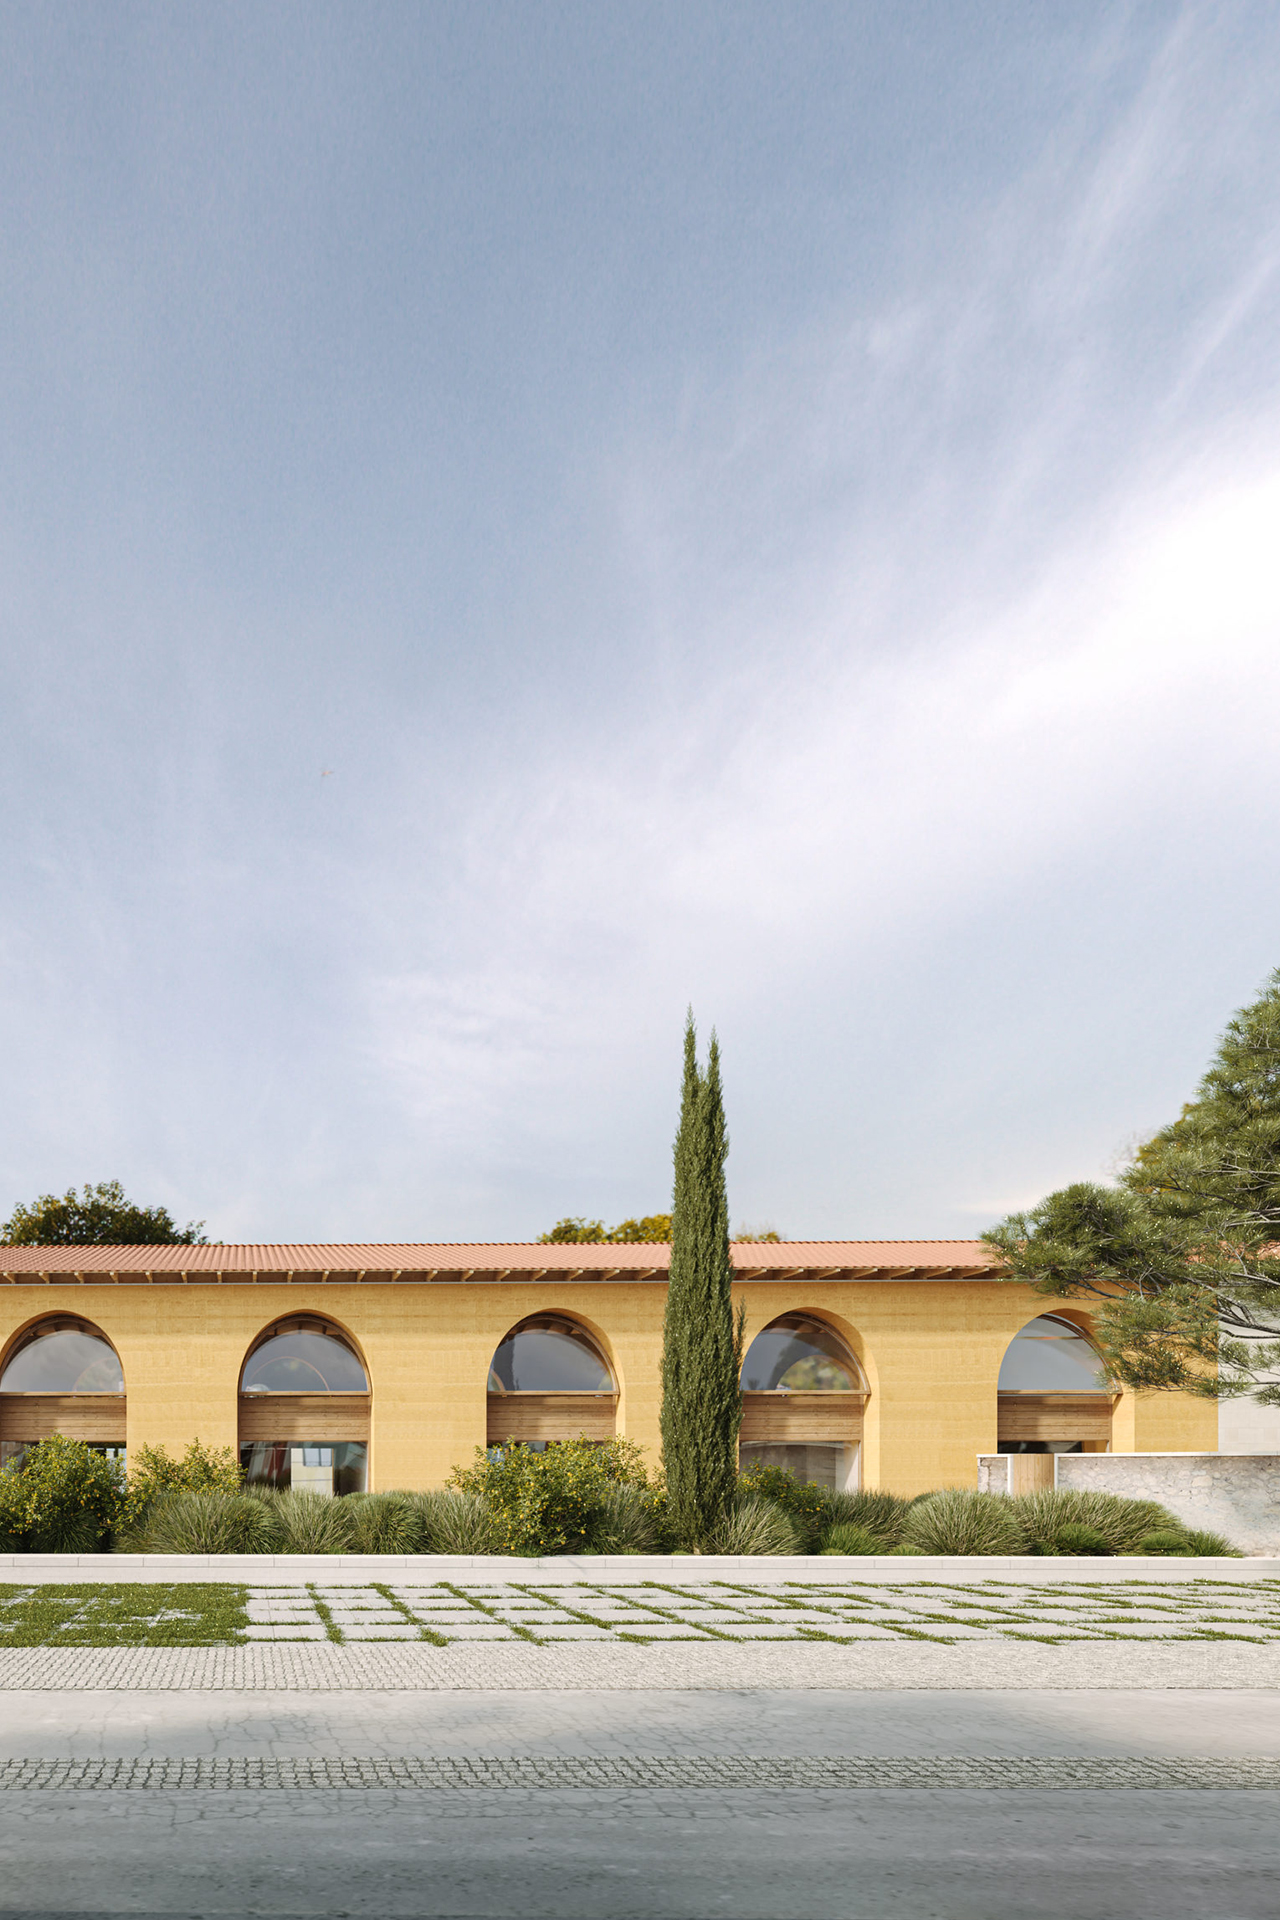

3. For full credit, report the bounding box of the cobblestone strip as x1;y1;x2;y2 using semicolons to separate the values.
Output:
2;1755;1279;1791
6;1639;1280;1688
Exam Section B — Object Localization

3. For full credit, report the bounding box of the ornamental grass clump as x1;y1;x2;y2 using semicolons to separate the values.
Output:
1045;1521;1112;1556
408;1490;498;1553
269;1489;356;1553
450;1437;650;1556
706;1493;800;1555
344;1492;426;1554
119;1439;243;1545
736;1463;831;1550
1011;1487;1180;1556
901;1488;1025;1556
1136;1528;1199;1555
824;1489;913;1549
1180;1528;1241;1556
821;1521;883;1555
140;1489;276;1554
586;1483;665;1554
0;1434;124;1552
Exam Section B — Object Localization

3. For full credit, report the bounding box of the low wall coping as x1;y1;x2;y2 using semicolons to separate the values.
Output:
0;1552;1276;1584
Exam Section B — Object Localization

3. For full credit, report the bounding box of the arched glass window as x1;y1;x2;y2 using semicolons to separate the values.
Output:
999;1315;1107;1392
488;1316;613;1393
740;1314;860;1393
240;1320;368;1394
0;1321;124;1393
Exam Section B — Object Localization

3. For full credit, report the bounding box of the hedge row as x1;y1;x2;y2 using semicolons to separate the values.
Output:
0;1436;1241;1557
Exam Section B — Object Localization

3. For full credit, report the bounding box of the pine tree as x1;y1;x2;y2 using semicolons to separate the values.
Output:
985;968;1280;1402
660;1014;744;1546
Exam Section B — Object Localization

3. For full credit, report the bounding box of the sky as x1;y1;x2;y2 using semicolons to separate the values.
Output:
3;2;1280;1245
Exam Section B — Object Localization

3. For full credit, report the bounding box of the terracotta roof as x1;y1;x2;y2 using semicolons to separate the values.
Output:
0;1239;1005;1279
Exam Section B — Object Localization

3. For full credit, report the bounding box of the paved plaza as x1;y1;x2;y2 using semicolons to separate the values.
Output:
6;1574;1280;1649
241;1574;1280;1644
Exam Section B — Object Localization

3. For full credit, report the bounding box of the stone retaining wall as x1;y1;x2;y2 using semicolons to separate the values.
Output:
1052;1453;1280;1554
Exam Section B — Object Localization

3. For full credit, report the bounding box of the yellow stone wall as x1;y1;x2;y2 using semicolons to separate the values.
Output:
0;1280;1218;1493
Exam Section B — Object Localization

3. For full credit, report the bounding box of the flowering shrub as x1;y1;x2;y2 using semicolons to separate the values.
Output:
449;1437;653;1555
0;1435;125;1551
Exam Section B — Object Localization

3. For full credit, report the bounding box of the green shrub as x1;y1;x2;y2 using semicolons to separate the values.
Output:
902;1489;1025;1556
736;1463;831;1550
0;1435;124;1551
1010;1487;1181;1555
1181;1528;1241;1556
449;1437;649;1556
270;1489;356;1553
889;1544;927;1555
824;1489;912;1548
140;1490;276;1554
344;1492;427;1554
706;1493;800;1555
821;1521;883;1555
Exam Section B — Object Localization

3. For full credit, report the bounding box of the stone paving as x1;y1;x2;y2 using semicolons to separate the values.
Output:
6;1575;1280;1647
241;1576;1280;1644
3;1754;1280;1792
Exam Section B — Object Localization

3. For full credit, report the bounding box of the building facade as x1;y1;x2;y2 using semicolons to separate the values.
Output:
0;1239;1217;1496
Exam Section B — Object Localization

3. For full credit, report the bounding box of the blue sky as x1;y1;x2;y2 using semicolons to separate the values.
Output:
4;2;1280;1243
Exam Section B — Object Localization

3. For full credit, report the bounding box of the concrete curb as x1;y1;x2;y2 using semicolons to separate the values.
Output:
1;1553;1277;1584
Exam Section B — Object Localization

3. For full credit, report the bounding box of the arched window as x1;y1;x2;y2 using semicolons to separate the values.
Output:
998;1316;1107;1393
240;1319;369;1394
997;1314;1113;1460
1;1320;124;1393
238;1317;370;1497
739;1313;864;1492
740;1314;862;1393
488;1315;613;1394
0;1317;126;1466
486;1315;616;1445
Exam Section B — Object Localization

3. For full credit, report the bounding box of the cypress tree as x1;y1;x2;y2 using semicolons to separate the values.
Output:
660;1013;745;1547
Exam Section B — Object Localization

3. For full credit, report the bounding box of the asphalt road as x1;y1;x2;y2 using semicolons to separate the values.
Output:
0;1689;1276;1918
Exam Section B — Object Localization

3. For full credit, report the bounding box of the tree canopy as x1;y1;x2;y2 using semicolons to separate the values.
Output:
985;970;1280;1403
540;1215;779;1244
1;1181;207;1246
539;1215;673;1244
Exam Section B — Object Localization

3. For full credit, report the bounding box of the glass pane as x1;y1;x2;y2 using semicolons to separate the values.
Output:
238;1440;367;1493
998;1316;1107;1391
0;1329;124;1393
240;1332;368;1393
741;1316;856;1392
738;1443;857;1491
488;1320;612;1392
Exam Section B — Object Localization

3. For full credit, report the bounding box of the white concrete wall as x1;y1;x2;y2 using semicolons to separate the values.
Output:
1218;1383;1280;1453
